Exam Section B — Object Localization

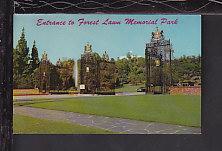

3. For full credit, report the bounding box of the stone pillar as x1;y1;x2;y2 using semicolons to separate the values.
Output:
39;51;50;93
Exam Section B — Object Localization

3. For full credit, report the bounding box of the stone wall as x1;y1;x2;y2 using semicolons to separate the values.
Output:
169;86;201;95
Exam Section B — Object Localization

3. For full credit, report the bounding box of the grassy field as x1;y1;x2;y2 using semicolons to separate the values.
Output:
13;114;116;134
115;84;145;92
19;95;201;127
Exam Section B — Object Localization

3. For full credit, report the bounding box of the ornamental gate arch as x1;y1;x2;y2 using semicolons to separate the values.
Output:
79;43;116;94
145;27;173;94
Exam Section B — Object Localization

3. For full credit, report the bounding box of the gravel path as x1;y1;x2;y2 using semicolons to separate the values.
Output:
14;106;201;134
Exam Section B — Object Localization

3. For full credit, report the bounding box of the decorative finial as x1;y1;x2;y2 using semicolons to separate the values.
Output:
153;27;162;40
84;42;92;53
42;51;48;61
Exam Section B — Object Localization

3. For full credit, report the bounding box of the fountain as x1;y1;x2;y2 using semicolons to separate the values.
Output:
73;60;78;90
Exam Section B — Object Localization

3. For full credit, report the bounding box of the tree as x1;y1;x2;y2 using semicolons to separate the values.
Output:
171;55;201;84
30;40;40;73
116;58;130;84
116;54;145;85
49;64;62;90
15;27;30;75
57;59;75;90
13;27;31;88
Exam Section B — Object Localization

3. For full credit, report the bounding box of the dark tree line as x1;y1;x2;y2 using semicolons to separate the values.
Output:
172;55;201;84
13;28;201;90
13;28;40;88
115;52;201;87
13;28;75;90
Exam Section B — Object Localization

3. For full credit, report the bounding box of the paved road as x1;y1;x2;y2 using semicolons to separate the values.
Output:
13;92;145;101
14;106;201;134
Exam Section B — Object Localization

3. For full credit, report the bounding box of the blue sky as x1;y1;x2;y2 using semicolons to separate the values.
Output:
13;14;201;64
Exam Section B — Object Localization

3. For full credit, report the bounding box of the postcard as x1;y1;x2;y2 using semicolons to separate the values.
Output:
13;14;201;134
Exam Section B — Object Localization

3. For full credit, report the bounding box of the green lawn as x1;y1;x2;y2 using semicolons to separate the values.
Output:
13;114;116;134
21;94;201;127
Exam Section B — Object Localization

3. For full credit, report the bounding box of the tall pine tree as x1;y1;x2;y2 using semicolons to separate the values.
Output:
30;40;39;73
13;27;31;88
15;27;30;75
